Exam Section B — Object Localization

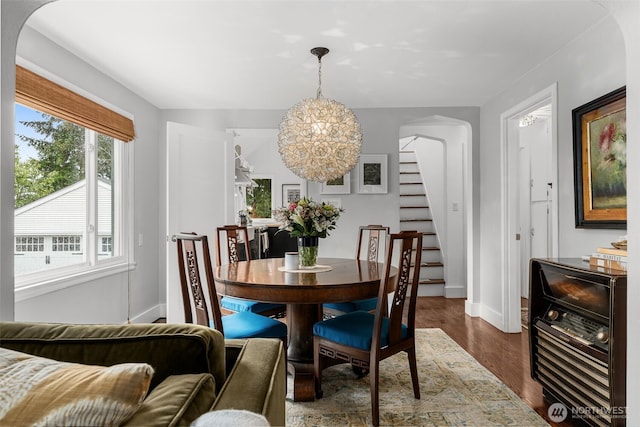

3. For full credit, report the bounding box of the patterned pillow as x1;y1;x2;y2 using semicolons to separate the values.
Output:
0;347;154;426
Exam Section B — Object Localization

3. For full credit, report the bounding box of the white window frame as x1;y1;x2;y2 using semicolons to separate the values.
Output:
14;123;133;301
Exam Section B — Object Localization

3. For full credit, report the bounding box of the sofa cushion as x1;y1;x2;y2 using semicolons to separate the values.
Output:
124;374;216;427
0;347;153;426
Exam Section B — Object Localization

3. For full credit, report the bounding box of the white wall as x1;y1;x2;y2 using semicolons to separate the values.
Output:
607;2;640;424
159;107;480;294
479;15;626;319
1;4;163;324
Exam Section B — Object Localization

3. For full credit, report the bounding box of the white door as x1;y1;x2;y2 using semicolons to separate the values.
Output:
166;122;231;323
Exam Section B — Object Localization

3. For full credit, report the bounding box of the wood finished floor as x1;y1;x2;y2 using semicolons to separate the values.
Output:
415;296;570;426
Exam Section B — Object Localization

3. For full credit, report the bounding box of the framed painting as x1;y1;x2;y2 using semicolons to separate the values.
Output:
357;154;388;194
321;172;350;194
282;184;301;206
572;86;626;229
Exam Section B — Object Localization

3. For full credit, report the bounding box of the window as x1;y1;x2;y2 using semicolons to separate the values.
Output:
246;178;273;218
100;236;113;254
14;105;127;281
52;236;81;252
15;236;44;252
14;66;132;288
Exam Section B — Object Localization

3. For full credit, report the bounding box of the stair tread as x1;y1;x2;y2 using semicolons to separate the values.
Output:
422;261;443;267
400;193;426;197
419;279;446;285
400;182;423;185
400;218;433;222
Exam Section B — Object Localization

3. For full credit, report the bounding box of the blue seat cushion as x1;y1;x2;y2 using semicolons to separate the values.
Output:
324;297;378;314
213;312;287;339
221;296;284;314
313;311;407;351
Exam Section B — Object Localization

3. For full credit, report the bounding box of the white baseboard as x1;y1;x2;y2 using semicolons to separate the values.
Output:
417;284;445;296
464;300;480;317
444;285;466;298
480;304;504;331
128;304;166;324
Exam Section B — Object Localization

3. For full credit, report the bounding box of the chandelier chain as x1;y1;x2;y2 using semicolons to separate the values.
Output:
317;56;323;98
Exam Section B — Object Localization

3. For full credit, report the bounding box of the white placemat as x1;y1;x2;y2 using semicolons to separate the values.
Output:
278;265;333;273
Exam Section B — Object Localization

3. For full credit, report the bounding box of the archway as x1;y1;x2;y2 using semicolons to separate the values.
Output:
399;116;474;309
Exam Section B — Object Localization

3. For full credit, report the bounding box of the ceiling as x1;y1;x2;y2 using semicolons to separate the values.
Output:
24;0;610;110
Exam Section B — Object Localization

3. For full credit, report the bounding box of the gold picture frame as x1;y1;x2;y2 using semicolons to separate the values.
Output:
572;86;626;229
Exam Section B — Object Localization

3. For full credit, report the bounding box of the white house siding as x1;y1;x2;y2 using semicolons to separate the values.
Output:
14;179;113;274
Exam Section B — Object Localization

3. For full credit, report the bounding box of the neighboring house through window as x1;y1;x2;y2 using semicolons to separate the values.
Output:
14;65;134;290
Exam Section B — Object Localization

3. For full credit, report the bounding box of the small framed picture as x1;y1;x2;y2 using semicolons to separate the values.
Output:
357;154;388;194
282;184;301;205
321;172;350;194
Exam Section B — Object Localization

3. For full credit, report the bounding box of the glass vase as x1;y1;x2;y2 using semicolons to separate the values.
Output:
297;236;319;269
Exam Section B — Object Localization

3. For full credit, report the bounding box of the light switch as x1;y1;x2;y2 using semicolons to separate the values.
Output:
452;202;460;211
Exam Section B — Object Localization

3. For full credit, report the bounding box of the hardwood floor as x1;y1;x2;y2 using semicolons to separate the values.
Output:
415;296;571;426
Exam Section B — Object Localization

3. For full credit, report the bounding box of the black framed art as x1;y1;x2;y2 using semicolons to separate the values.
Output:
572;86;626;229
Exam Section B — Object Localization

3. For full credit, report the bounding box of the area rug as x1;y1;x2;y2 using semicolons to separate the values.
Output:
285;328;548;426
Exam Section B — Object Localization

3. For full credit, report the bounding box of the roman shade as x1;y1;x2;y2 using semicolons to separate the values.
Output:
15;65;135;142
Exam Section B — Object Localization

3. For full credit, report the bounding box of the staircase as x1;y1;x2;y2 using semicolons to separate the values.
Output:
399;151;445;296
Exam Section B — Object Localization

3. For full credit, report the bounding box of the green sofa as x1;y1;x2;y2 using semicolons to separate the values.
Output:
0;321;286;426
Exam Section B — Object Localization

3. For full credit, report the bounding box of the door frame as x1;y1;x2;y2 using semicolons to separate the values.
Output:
500;83;558;332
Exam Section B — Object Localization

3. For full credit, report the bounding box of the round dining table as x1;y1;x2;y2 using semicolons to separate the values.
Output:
214;257;395;402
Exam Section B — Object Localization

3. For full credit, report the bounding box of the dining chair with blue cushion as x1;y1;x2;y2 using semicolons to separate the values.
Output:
313;230;422;427
216;225;286;318
175;232;287;342
323;225;390;318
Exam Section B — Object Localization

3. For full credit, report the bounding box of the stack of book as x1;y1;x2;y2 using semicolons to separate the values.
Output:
589;247;627;271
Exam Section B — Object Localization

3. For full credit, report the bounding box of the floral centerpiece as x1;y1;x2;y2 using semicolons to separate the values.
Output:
273;197;344;268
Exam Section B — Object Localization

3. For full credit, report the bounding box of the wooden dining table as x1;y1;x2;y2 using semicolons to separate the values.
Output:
214;257;395;402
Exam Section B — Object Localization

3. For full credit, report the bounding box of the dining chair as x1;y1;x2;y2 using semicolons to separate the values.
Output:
322;225;390;318
215;225;286;318
313;230;422;427
175;232;287;342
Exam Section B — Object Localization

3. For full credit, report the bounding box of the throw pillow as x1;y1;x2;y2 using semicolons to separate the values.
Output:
0;347;154;426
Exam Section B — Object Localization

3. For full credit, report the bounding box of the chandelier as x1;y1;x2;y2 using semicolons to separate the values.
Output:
278;47;362;183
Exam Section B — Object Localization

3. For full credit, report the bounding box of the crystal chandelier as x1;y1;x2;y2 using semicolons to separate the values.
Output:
278;47;362;183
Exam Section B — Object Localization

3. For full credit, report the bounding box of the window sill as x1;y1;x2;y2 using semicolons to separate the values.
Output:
15;261;136;302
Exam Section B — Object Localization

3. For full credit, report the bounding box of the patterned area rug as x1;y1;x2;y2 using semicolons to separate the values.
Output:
285;328;548;426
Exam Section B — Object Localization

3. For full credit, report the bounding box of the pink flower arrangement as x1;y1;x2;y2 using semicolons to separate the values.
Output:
273;197;343;238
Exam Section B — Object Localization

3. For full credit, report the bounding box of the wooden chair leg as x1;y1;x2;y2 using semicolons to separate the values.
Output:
408;347;420;399
313;340;324;398
370;361;380;427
